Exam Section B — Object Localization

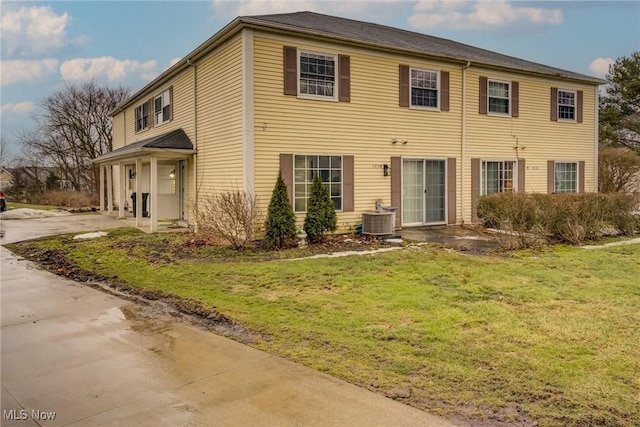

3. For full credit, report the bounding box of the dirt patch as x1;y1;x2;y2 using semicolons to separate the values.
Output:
13;247;259;343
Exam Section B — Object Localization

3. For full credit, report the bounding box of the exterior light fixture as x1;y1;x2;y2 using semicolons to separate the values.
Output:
169;169;176;179
383;164;390;176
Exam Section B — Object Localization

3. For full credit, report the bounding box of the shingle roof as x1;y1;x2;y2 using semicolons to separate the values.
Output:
246;11;603;84
94;129;194;163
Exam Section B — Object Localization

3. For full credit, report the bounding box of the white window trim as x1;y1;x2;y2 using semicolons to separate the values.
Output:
487;79;511;117
400;156;448;226
409;67;440;111
554;161;579;193
557;88;577;123
154;89;171;126
135;103;149;133
297;49;339;102
293;153;343;213
480;159;518;195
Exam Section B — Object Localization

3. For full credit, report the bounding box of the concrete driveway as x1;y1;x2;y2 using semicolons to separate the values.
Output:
1;214;458;427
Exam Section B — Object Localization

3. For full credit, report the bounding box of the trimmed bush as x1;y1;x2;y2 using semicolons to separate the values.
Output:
477;192;640;248
265;171;297;248
303;173;337;243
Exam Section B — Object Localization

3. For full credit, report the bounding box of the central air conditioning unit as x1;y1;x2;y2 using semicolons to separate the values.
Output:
362;211;395;235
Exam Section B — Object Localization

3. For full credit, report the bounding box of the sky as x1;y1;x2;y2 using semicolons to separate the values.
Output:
1;0;639;160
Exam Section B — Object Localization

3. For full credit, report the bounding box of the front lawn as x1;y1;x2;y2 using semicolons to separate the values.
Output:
8;229;640;426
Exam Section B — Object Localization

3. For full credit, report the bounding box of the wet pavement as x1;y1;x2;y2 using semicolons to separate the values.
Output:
1;215;459;427
399;225;498;254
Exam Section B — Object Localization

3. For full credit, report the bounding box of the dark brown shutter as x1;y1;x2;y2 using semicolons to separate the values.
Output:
342;155;354;211
440;71;450;112
551;87;558;121
168;86;174;121
399;65;410;107
579;161;585;192
391;157;401;228
147;99;154;128
283;46;297;96
517;159;525;192
279;154;294;205
547;160;555;193
471;158;480;222
338;55;351;103
479;76;488;114
447;158;456;224
577;90;583;123
511;81;519;117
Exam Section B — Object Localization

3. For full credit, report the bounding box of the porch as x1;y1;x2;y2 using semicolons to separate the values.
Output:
93;129;196;233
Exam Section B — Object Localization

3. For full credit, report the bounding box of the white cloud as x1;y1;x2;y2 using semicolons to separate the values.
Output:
0;5;87;57
409;0;563;30
170;57;183;67
589;57;614;78
0;102;35;115
0;59;59;86
60;57;158;82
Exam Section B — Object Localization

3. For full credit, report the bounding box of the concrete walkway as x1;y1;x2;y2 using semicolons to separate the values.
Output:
1;215;458;427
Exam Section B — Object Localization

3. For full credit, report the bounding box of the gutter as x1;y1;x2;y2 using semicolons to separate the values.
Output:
92;148;197;164
109;17;244;116
461;60;471;223
111;15;605;118
239;17;606;86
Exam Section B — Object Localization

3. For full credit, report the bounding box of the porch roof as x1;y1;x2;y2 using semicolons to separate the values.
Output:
93;128;196;164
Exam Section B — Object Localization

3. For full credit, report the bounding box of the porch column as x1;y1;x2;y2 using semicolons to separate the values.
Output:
106;164;113;214
150;156;158;232
135;158;142;226
99;164;105;213
118;163;125;218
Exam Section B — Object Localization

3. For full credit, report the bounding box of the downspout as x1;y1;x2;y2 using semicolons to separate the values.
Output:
187;58;197;230
461;61;471;223
594;85;599;192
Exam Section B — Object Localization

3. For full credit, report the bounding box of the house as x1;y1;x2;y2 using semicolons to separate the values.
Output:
0;166;14;192
94;11;604;232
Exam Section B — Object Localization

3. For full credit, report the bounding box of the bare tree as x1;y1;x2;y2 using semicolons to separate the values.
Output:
599;145;640;193
19;80;130;195
0;136;11;166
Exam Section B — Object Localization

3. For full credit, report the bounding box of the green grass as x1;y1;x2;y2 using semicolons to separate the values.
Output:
8;229;640;426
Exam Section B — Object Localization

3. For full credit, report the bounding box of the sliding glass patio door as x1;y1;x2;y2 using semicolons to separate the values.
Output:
402;159;446;225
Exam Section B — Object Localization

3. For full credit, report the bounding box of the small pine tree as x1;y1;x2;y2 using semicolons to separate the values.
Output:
304;173;337;243
265;171;297;248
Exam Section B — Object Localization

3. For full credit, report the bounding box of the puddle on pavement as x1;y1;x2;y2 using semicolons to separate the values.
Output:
399;226;498;254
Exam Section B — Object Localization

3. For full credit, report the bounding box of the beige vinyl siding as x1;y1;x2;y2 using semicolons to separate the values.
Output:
253;34;463;228
195;36;244;198
122;72;195;145
464;68;596;222
112;114;126;150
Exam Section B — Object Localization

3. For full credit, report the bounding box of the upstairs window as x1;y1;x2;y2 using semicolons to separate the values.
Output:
411;68;439;109
135;103;149;132
299;51;337;100
488;80;510;114
479;76;519;117
551;87;583;123
154;89;172;126
557;90;576;121
283;46;350;102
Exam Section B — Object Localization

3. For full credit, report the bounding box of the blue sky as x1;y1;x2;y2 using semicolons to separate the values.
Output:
1;1;639;159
